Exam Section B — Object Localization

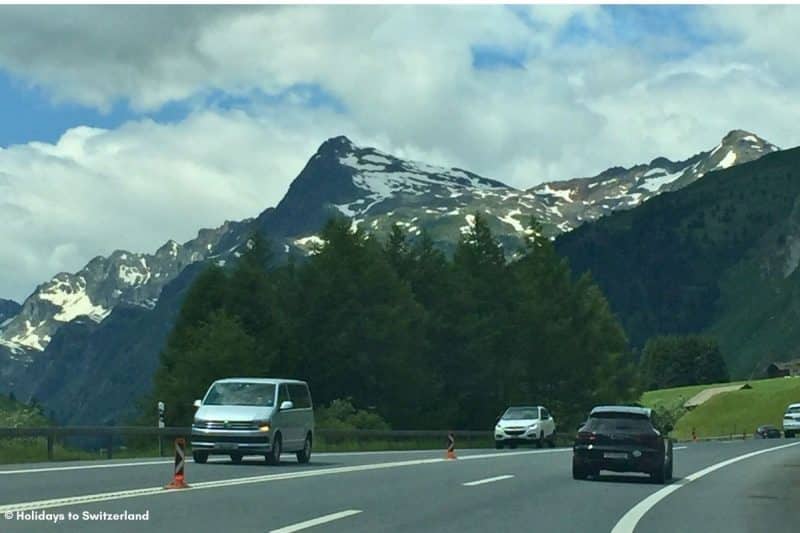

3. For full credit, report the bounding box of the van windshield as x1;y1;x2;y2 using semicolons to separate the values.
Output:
204;382;276;406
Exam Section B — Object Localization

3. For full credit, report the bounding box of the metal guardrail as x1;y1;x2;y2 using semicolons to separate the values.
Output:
0;426;497;461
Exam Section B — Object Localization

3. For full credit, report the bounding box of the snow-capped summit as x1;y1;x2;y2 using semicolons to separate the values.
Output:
0;220;249;353
522;130;780;232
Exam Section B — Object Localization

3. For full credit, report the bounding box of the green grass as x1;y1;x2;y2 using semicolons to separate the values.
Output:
641;376;800;440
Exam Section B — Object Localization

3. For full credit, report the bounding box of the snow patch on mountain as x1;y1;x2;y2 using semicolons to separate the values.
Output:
38;278;110;323
717;150;737;169
499;209;526;232
639;169;683;192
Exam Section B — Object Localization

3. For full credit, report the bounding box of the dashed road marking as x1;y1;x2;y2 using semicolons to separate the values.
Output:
463;474;514;486
269;509;363;533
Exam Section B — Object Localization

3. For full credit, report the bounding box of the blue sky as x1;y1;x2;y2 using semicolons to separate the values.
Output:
0;4;798;301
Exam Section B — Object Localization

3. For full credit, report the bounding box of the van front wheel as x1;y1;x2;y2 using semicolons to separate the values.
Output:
296;434;312;464
266;434;282;465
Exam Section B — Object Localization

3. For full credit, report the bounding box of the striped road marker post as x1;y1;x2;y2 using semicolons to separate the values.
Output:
164;437;191;489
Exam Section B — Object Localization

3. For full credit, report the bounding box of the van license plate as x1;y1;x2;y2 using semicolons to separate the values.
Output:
604;452;627;459
217;443;238;450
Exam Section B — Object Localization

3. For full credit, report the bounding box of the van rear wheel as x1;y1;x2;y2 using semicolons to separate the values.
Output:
192;451;208;464
296;434;312;464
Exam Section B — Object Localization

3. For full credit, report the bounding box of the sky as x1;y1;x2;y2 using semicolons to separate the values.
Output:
1;4;800;302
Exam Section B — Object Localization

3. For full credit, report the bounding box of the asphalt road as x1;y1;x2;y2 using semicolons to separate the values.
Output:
1;439;798;532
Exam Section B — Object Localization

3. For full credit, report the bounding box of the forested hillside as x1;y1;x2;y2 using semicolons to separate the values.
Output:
151;216;637;429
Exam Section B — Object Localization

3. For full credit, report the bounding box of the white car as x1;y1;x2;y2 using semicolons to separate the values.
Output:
494;405;556;449
783;403;800;438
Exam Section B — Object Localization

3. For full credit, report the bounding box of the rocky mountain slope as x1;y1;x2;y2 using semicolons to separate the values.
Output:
0;129;779;423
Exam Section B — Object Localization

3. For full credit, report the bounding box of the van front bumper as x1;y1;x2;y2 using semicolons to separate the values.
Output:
191;428;272;454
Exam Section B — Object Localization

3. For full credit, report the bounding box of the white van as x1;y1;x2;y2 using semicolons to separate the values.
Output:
190;378;314;465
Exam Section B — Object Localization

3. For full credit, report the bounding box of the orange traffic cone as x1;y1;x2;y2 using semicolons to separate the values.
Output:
164;438;191;489
445;432;457;460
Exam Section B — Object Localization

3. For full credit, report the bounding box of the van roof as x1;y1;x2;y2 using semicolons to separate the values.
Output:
213;377;308;385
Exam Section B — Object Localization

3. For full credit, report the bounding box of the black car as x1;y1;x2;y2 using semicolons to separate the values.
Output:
755;425;782;439
572;405;673;484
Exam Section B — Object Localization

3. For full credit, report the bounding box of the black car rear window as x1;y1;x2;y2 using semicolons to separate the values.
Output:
587;413;654;432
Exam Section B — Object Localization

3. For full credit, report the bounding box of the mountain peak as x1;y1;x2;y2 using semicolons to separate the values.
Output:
316;135;357;157
719;129;778;151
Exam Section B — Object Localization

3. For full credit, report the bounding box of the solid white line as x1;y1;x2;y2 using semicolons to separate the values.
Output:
463;474;514;486
611;441;800;533
0;448;561;513
269;510;362;533
0;460;176;475
673;446;688;450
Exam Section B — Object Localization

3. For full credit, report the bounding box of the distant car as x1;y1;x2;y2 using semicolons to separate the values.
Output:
494;405;556;449
783;403;800;438
191;378;314;465
755;425;782;439
572;405;673;484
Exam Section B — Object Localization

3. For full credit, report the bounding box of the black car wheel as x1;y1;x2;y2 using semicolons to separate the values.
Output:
572;457;588;480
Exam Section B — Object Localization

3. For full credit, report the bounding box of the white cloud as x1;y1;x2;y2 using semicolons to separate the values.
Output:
1;5;800;300
0;106;353;301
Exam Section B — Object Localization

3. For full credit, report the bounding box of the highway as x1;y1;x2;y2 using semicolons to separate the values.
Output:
1;440;798;532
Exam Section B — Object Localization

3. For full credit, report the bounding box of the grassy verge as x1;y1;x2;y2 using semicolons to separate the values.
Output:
641;376;800;440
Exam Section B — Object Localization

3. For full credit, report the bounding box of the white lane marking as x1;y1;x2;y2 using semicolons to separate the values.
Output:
0;448;566;513
0;460;176;475
269;510;362;533
673;446;687;450
463;474;514;486
611;441;800;533
0;447;569;475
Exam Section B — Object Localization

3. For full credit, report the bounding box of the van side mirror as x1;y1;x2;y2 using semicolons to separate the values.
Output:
280;400;294;410
193;399;202;408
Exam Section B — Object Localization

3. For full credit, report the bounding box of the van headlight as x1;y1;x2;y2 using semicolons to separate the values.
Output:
528;423;539;430
256;421;271;432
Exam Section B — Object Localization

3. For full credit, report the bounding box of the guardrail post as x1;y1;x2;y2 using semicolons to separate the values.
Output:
106;434;113;460
158;434;163;457
46;431;54;461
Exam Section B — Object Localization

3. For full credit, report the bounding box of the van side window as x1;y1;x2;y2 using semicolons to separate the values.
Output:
541;408;550;419
288;384;311;409
278;384;290;406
